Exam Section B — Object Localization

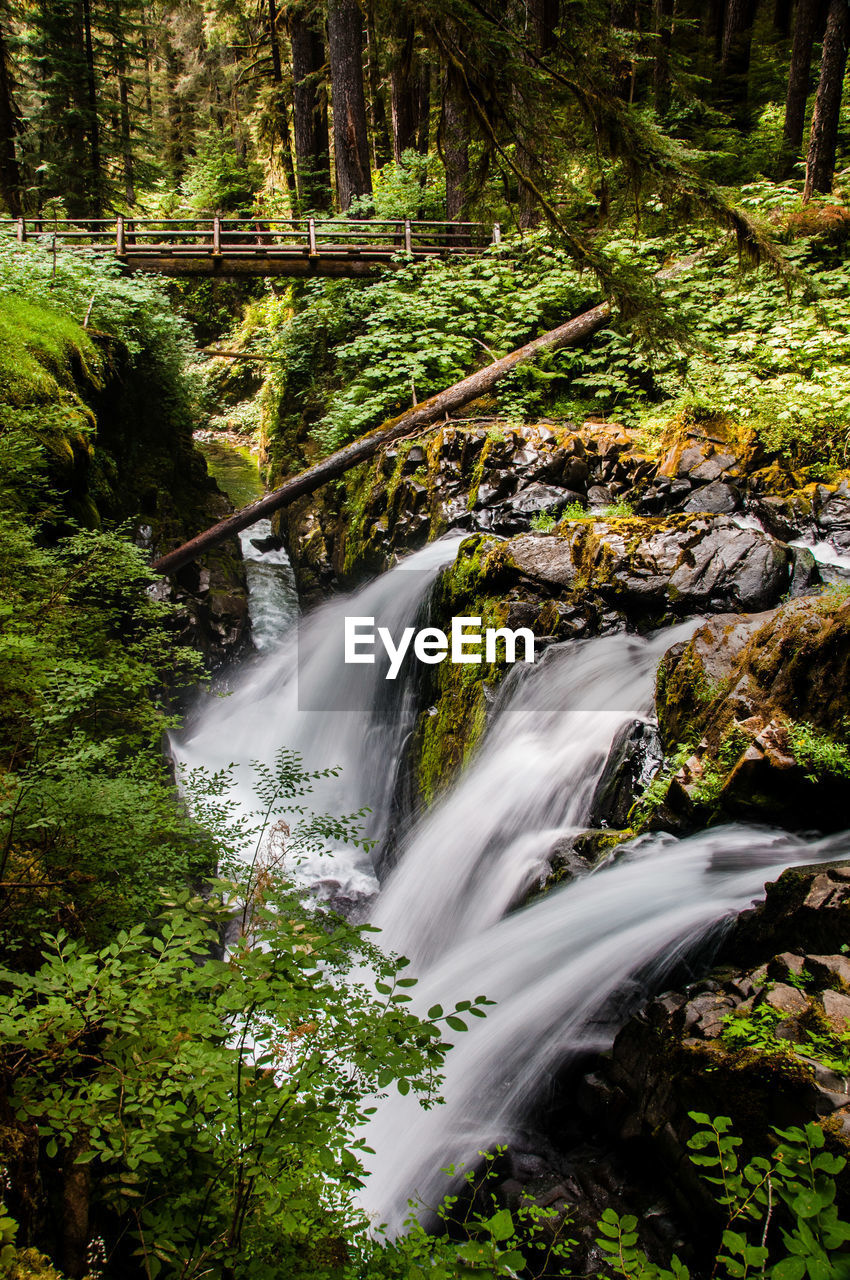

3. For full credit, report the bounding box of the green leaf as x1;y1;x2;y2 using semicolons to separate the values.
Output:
485;1209;515;1243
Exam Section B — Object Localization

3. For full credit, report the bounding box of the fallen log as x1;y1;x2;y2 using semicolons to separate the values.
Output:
153;298;612;576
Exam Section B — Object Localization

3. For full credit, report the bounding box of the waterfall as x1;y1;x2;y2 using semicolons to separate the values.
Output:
370;623;697;968
174;535;465;900
177;531;850;1234
238;517;299;652
359;823;849;1231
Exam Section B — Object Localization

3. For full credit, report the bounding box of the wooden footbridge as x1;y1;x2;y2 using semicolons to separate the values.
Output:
0;215;499;277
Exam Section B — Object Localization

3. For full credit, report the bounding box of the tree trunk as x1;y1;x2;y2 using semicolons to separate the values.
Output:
389;15;419;161
803;0;850;199
719;0;758;124
442;68;469;221
64;1;92;218
81;0;101;215
704;0;726;58
266;0;299;211
152;299;614;577
115;32;135;205
781;0;819;173
653;0;675;116
290;10;332;211
773;0;793;35
267;0;282;83
366;1;391;167
0;18;23;216
415;60;431;153
539;0;560;50
327;0;372;210
164;46;184;181
62;1135;91;1279
513;0;549;227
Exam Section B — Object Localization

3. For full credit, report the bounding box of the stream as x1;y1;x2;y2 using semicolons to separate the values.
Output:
183;437;850;1232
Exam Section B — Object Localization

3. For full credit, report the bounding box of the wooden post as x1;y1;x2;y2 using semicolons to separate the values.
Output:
16;217;25;243
213;214;222;255
492;222;501;246
404;219;412;252
308;217;317;256
116;214;125;256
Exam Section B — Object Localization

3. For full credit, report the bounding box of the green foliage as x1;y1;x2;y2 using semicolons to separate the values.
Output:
180;133;263;215
348;152;447;222
353;1148;577;1279
0;1199;17;1269
595;1115;850;1280
260;239;587;452
0;240;194;373
688;1114;850;1280
565;207;850;465
629;744;693;827
787;723;850;785
0;443;207;946
0;752;488;1280
530;510;556;532
722;991;850;1078
360;1116;850;1280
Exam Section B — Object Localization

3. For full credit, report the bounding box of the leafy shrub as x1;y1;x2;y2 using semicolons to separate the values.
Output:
0;751;488;1280
259;237;588;452
180;132;263;214
788;722;850;785
348;150;447;221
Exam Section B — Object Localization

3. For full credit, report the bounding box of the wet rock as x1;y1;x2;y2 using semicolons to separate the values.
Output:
591;720;664;829
530;829;627;899
759;983;809;1018
766;952;806;983
788;545;820;595
822;990;850;1033
818;482;850;550
653;593;850;831
509;534;582;589
583;887;850;1230
807;954;850;987
682;481;741;514
722;865;850;967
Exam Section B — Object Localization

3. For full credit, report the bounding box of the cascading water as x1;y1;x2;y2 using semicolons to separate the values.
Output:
370;623;697;968
174;535;465;900
238;517;299;651
360;823;849;1230
177;525;850;1234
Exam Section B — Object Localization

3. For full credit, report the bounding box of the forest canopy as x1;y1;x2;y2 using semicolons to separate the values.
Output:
0;0;847;239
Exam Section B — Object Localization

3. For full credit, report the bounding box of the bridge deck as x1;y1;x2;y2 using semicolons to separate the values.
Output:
0;215;499;277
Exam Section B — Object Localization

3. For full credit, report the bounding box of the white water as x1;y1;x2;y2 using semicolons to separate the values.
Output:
238;517;300;651
177;530;850;1232
360;823;849;1230
174;535;465;898
372;623;697;968
790;535;850;574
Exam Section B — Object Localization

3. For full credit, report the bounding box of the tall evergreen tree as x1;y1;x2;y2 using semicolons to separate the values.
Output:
803;0;850;198
0;6;23;216
326;0;372;209
782;0;821;174
288;1;332;210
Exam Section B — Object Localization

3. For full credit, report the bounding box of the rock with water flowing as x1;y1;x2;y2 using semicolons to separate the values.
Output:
584;857;850;1228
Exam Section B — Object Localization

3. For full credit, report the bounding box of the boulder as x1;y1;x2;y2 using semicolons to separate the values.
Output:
652;593;850;831
580;870;850;1235
823;990;850;1033
682;480;741;514
509;515;794;616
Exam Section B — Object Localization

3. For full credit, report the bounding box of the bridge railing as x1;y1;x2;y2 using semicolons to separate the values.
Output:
0;215;500;257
